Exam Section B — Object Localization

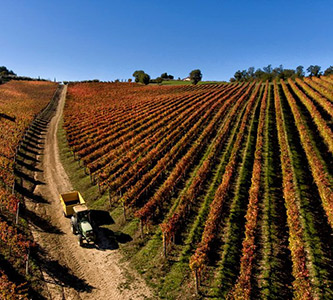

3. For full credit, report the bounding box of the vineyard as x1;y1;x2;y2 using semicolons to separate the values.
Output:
61;77;333;299
0;81;58;299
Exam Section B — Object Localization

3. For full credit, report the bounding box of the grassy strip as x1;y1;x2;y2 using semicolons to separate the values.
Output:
274;81;314;299
158;87;250;299
127;85;252;299
212;85;262;299
160;85;254;250
189;83;261;295
231;83;268;299
180;96;248;261
256;84;293;299
160;93;237;242
281;81;333;297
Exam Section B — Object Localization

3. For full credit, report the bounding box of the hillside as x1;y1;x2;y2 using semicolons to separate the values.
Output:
60;77;333;299
0;77;332;299
0;80;58;298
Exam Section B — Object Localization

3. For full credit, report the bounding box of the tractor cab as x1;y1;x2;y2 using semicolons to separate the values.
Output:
71;204;95;246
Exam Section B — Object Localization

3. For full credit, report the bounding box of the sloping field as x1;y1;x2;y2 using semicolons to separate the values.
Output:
62;77;333;299
0;80;58;298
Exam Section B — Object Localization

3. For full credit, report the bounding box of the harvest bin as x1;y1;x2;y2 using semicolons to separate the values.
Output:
60;191;86;216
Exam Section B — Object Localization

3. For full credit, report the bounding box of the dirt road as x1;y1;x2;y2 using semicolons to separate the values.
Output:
24;85;153;300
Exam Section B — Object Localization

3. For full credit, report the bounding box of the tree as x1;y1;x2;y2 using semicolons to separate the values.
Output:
324;66;333;76
156;77;163;84
296;65;305;77
279;69;296;80
133;70;150;84
189;69;202;85
161;73;174;80
247;67;255;79
234;70;243;81
138;72;150;85
133;70;145;83
254;68;265;80
272;65;283;78
307;65;321;77
263;64;273;74
0;66;16;76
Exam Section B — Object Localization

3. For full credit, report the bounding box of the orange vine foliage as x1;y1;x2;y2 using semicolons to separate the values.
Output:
0;80;57;297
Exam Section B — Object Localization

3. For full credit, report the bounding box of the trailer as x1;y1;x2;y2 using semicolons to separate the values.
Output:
60;191;85;217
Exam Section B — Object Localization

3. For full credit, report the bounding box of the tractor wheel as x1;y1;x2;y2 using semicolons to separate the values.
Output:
78;234;83;247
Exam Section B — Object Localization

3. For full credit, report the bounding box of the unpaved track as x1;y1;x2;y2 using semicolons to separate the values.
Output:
27;85;153;300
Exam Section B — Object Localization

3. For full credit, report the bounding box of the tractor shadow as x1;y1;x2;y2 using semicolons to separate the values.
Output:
90;210;114;226
88;210;132;250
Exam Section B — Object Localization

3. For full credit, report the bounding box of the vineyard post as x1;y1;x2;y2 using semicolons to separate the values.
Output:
12;152;16;194
16;202;20;225
11;180;15;195
194;269;199;295
25;246;30;275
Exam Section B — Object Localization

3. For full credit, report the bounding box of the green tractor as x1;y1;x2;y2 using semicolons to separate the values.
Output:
70;204;96;246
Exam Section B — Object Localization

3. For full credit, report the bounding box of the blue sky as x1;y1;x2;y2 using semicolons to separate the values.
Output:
1;0;332;81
